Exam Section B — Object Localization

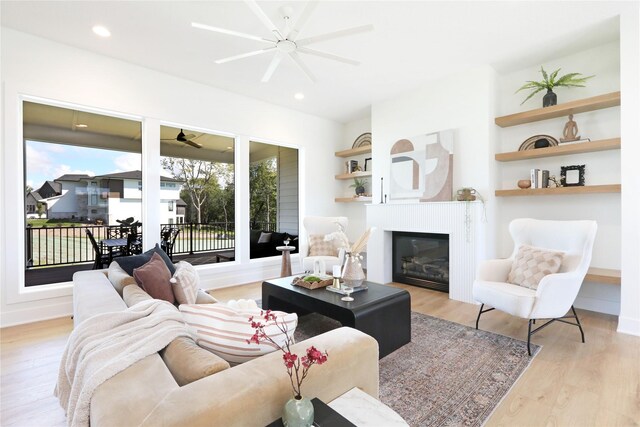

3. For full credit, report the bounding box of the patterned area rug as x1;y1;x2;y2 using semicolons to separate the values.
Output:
292;311;540;427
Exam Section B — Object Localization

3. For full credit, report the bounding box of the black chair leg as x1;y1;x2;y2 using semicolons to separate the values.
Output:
571;305;586;343
527;319;533;356
475;304;484;329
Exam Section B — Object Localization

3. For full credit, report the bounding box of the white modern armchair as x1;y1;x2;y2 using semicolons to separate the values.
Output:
473;218;597;355
301;216;348;274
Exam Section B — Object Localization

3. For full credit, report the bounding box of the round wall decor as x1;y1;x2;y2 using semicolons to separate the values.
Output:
518;134;559;151
352;132;372;148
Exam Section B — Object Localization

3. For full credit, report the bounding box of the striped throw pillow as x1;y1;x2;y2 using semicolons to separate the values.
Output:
179;304;298;364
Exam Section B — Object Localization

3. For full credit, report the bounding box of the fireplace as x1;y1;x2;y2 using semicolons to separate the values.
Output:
392;231;449;293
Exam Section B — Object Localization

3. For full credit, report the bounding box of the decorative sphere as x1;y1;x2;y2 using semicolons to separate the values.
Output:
518;179;532;189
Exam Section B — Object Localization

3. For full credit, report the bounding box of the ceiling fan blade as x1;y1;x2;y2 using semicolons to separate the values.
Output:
243;0;284;41
297;24;374;47
287;52;316;83
297;47;360;65
215;47;276;64
191;22;274;44
261;53;284;83
287;0;319;41
183;133;196;140
184;139;203;149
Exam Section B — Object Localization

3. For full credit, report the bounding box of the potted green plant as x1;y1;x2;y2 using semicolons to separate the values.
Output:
350;178;367;196
516;66;594;107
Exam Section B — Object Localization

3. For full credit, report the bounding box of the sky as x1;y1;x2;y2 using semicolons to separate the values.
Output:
25;140;180;191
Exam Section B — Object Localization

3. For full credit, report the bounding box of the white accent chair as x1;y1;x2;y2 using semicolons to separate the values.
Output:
473;218;597;355
301;216;348;274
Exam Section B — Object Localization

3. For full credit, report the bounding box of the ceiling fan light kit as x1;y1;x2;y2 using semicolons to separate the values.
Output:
192;0;373;83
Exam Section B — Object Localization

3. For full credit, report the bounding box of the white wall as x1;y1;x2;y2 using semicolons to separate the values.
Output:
618;7;640;335
495;41;622;315
0;29;343;327
371;65;498;257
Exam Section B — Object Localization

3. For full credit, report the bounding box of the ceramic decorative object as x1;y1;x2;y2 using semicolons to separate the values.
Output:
518;179;532;189
283;396;314;427
342;252;365;288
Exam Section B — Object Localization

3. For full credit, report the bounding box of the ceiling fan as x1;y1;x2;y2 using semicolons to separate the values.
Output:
192;0;373;83
161;129;202;149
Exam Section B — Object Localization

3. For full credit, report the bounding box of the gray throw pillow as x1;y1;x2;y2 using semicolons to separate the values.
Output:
117;243;176;276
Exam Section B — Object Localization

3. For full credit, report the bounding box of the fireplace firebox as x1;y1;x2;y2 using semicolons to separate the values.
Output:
392;231;449;293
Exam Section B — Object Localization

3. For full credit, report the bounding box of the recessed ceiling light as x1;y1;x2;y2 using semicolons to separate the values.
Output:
294;93;305;100
75;124;88;128
92;25;111;38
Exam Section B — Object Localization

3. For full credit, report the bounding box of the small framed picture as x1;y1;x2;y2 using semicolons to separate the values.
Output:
364;158;372;171
560;165;585;187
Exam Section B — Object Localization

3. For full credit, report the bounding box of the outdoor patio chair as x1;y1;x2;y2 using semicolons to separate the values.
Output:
126;231;143;255
85;229;111;270
161;227;180;261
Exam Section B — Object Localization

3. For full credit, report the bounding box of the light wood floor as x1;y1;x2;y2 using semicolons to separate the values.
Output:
1;282;638;427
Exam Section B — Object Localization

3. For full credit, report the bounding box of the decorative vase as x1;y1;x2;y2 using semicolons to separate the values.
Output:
543;89;557;107
355;185;365;196
283;396;314;427
517;179;532;189
342;252;365;288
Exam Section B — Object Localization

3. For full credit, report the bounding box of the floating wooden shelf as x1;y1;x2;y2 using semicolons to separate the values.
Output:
585;267;621;285
335;145;372;158
495;92;620;128
335;171;372;180
335;197;372;203
495;184;621;197
495;138;621;162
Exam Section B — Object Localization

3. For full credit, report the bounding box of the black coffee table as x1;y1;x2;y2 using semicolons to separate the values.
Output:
262;278;411;358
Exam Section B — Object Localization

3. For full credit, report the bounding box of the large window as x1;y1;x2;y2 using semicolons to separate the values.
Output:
160;125;235;263
249;141;299;259
23;101;141;285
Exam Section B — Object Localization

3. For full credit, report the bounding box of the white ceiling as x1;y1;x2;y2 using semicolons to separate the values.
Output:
1;1;624;123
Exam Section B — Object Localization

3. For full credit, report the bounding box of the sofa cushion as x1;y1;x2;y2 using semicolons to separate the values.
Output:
257;232;272;243
133;253;175;304
117;244;176;276
108;261;137;296
179;304;297;364
250;229;263;245
123;284;154;307
159;336;230;386
171;261;199;305
507;244;564;290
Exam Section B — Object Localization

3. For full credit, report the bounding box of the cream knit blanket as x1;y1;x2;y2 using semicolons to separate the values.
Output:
55;299;190;427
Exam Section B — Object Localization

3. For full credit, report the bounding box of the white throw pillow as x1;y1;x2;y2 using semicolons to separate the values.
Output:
179;304;297;364
507;244;564;290
171;261;199;305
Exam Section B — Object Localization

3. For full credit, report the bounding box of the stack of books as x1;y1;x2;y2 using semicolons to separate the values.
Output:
530;169;550;188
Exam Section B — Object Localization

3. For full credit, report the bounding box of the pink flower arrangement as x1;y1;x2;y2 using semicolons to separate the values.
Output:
248;310;328;398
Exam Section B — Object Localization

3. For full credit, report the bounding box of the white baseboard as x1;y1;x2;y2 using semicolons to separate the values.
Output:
1;300;72;328
617;316;640;336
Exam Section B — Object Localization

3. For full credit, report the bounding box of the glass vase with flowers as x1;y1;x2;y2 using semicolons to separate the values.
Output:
248;310;328;427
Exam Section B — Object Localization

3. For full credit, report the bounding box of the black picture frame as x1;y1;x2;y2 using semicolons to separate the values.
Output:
560;165;585;187
364;158;372;171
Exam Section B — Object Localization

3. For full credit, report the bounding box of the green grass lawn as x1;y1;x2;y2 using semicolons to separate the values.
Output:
27;218;90;227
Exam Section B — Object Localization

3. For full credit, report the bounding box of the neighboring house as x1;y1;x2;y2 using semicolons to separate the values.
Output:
25;190;43;218
31;171;183;225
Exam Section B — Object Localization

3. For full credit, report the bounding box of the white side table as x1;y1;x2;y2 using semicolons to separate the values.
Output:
328;388;408;426
276;245;295;277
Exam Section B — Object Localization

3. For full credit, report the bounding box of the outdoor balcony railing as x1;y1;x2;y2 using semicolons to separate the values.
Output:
24;221;276;268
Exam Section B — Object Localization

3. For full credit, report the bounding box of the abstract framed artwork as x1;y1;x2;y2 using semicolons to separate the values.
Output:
389;130;454;201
